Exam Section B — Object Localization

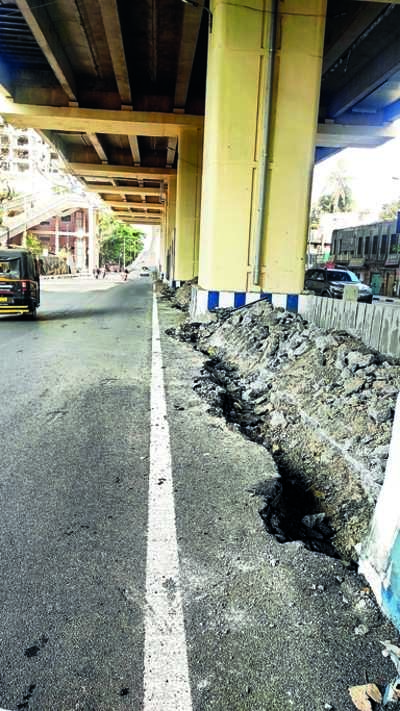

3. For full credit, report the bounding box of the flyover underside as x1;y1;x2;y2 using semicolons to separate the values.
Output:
0;1;400;298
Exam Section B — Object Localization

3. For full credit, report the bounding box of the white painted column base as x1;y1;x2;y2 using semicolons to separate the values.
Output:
190;285;300;318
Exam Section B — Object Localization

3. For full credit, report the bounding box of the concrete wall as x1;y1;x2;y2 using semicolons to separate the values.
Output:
359;394;400;632
298;295;400;359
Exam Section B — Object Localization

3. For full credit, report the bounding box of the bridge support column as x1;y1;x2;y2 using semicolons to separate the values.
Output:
88;206;98;274
192;0;326;316
173;128;203;288
165;176;176;282
165;176;176;281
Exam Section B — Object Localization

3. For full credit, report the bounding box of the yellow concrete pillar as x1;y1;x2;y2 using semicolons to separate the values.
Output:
167;175;176;281
159;214;167;277
197;0;326;299
261;0;326;294
174;128;203;283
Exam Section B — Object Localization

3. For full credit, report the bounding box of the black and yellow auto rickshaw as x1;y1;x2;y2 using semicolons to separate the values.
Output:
0;248;40;319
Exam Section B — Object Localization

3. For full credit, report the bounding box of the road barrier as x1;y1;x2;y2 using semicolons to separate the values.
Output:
298;294;400;359
360;394;400;632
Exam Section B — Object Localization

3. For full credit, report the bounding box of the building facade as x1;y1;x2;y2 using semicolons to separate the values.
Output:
331;217;400;297
28;210;89;272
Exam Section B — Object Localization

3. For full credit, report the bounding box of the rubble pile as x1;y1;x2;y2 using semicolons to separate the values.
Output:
171;278;197;311
171;300;400;562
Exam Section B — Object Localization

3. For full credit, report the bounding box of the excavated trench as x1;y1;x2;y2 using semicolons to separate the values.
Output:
193;357;342;561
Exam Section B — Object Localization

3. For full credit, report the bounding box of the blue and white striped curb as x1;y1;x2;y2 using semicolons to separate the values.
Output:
191;287;299;316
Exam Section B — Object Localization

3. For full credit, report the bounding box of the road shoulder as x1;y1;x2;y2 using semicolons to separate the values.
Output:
158;296;397;711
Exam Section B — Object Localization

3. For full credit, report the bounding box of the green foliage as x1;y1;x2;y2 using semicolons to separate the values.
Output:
318;167;353;214
99;214;144;265
309;205;320;229
25;232;42;255
379;198;400;221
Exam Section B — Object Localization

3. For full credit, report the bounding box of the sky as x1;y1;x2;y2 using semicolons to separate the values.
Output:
312;122;400;214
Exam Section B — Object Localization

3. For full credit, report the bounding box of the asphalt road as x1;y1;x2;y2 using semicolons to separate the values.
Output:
0;276;397;711
0;276;152;710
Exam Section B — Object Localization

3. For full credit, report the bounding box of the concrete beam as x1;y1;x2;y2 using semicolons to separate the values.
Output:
98;0;132;107
71;163;176;180
104;200;165;211
316;122;397;148
15;0;78;103
329;39;400;117
174;4;202;110
0;59;13;99
0;102;203;136
323;5;384;74
85;185;165;196
166;136;178;168
128;136;141;166
116;213;161;221
87;133;108;163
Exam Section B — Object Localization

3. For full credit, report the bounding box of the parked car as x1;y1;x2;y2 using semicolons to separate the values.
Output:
304;267;373;303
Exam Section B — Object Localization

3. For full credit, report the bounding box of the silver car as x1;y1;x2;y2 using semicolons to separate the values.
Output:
304;268;373;303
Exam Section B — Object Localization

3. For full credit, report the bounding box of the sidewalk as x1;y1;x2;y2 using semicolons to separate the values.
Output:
158;295;398;711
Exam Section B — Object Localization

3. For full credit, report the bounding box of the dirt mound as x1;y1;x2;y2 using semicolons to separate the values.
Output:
171;300;400;562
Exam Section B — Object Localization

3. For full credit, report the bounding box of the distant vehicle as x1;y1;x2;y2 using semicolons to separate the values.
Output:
140;267;150;277
304;267;373;303
0;248;41;318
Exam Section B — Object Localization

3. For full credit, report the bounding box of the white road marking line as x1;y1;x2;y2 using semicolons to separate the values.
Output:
143;293;193;711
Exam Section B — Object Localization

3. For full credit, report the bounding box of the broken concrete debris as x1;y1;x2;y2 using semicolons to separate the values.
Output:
348;642;400;709
166;295;400;563
160;278;197;312
348;683;382;711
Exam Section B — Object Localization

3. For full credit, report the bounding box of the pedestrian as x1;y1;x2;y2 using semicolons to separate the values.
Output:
95;267;100;279
102;266;106;279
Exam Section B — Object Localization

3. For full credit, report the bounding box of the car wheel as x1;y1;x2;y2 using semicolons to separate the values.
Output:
321;290;330;298
25;307;37;320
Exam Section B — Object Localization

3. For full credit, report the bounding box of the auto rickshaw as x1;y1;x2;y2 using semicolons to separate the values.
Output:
0;248;40;319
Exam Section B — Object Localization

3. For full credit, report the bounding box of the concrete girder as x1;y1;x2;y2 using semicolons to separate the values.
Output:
174;3;203;110
71;164;175;180
0;102;203;136
85;185;165;196
323;5;384;74
113;214;162;221
97;0;132;107
15;0;78;103
103;200;165;211
117;214;161;222
0;59;12;98
87;133;108;163
128;136;141;166
329;38;400;118
166;136;178;168
316;122;398;148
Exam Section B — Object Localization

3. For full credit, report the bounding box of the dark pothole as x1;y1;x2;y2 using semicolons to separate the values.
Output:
194;358;341;560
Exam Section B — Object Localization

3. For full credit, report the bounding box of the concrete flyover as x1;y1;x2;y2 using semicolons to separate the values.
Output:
0;1;400;308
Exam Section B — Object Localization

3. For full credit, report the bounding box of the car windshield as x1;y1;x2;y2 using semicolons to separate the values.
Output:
0;257;20;278
328;270;359;283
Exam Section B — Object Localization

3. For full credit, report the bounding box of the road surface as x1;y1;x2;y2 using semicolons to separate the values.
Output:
0;276;395;711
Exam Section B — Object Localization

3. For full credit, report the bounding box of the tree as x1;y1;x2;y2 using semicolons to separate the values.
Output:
309;205;320;229
98;214;144;266
25;232;43;255
317;167;353;214
379;198;400;221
